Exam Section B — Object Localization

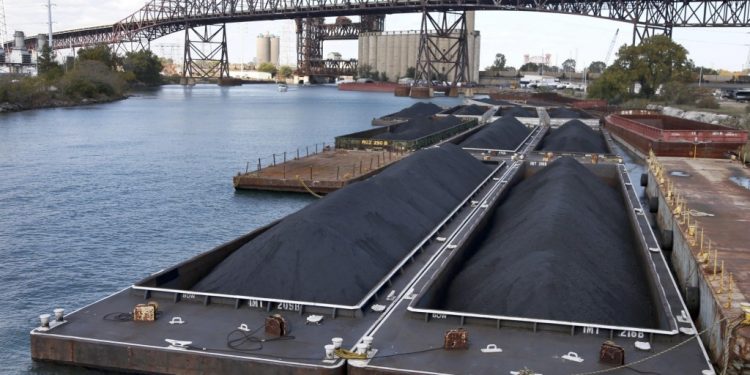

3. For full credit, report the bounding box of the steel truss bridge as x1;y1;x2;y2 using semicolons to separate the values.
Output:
21;0;750;78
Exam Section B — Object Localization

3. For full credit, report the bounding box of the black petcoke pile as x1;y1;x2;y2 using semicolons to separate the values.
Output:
193;144;490;305
384;102;443;119
459;116;531;150
547;107;594;119
495;107;538;118
454;105;489;116
439;157;656;328
539;119;608;153
374;115;463;141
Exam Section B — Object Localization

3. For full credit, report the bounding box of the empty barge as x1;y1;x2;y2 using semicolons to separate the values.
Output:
32;146;714;374
605;111;748;159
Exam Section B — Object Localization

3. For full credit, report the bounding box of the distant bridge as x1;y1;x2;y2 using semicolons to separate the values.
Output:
26;0;750;51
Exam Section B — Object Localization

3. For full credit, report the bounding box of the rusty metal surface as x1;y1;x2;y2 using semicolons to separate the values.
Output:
233;149;408;194
605;118;746;158
133;303;156;321
599;341;625;365
658;157;750;300
443;328;468;350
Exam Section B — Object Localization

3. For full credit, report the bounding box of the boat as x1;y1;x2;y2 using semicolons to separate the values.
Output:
277;83;288;92
604;110;748;158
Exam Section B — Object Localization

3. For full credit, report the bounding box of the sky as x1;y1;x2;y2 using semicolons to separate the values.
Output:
4;0;750;72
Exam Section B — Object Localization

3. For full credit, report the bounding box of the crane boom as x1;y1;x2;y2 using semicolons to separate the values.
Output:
604;28;619;65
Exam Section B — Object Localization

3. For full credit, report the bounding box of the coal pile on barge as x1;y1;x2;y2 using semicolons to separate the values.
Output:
453;105;489;116
495;106;538;118
548;107;594;119
539;119;608;153
460;116;531;150
386;102;443;118
193;144;489;305
439;157;655;327
374;115;462;141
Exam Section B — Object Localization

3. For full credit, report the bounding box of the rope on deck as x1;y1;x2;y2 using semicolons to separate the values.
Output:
295;175;322;199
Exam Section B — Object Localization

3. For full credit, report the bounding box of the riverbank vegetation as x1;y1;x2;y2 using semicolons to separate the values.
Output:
588;35;719;110
0;45;163;112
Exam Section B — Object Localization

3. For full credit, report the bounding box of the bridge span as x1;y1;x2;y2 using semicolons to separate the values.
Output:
25;0;750;51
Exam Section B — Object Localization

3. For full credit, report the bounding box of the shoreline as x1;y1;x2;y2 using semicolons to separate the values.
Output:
0;95;129;114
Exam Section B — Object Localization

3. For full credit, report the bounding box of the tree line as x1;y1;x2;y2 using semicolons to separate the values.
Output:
1;45;164;110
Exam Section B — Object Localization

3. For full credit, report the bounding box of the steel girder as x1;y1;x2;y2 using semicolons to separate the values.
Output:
414;10;470;88
19;0;750;51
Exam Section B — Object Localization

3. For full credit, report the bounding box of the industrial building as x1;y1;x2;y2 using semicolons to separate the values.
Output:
357;11;480;83
255;32;280;66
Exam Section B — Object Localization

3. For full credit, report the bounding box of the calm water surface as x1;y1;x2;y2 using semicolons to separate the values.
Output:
0;84;460;374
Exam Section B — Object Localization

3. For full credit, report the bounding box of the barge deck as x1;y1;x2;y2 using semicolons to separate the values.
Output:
233;149;408;194
644;155;750;372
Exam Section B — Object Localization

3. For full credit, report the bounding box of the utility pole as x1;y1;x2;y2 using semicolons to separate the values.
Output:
46;0;53;48
0;0;8;52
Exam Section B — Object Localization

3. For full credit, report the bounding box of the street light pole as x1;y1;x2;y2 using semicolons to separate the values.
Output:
46;0;53;48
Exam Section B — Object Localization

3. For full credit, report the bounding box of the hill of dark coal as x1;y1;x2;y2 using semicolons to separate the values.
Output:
192;144;490;305
384;102;443;119
460;116;531;150
440;157;656;328
475;98;518;106
454;105;490;116
547;107;594;119
539;119;608;153
495;107;538;118
374;115;463;141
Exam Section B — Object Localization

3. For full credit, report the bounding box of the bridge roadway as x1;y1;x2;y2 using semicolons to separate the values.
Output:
20;0;750;51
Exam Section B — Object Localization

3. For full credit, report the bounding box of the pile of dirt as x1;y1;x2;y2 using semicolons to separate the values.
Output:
547;107;594;119
375;115;463;141
460;116;531;150
440;157;655;328
384;102;443;119
192;144;490;305
454;105;490;116
495;107;538;118
539;119;608;153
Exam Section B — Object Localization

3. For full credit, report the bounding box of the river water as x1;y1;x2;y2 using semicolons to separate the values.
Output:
0;84;461;374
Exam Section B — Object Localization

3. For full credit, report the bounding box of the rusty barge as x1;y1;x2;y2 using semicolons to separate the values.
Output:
604;111;748;159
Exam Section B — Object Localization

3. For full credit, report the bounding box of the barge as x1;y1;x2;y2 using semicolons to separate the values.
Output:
604;111;748;159
642;154;750;372
335;116;478;152
32;147;715;374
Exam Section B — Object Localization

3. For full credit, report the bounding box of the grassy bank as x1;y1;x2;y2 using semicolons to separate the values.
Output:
0;46;162;114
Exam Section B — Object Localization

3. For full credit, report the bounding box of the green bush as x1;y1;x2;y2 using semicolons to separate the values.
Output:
695;96;719;109
660;82;696;105
620;98;651;110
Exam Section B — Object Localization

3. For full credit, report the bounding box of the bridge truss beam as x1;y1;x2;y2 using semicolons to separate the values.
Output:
295;15;384;77
414;10;469;89
17;0;750;52
181;24;229;83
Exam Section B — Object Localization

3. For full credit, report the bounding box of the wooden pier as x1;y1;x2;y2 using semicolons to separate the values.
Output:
233;149;409;194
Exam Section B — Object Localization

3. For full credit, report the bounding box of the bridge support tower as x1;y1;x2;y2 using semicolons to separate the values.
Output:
411;10;470;98
181;24;229;85
295;15;384;81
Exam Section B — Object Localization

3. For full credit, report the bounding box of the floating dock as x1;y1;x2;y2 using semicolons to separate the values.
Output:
643;154;750;371
233;149;407;194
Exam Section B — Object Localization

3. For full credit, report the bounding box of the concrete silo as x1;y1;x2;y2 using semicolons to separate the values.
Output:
270;35;280;66
256;34;271;65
